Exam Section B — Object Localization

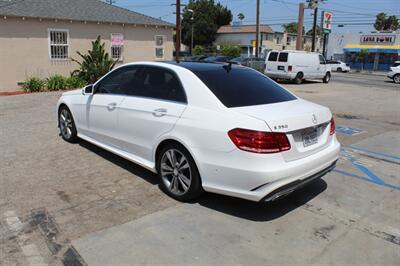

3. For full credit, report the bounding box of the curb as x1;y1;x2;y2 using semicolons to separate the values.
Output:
0;91;30;96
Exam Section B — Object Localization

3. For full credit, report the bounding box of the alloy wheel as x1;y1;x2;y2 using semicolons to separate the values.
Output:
160;149;192;196
394;75;400;84
59;108;73;139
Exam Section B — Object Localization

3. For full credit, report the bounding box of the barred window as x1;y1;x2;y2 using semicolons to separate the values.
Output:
111;33;124;61
49;29;68;59
111;46;123;61
155;35;165;59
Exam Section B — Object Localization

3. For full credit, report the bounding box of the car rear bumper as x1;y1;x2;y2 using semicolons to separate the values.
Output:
195;137;340;202
265;72;296;80
261;160;336;202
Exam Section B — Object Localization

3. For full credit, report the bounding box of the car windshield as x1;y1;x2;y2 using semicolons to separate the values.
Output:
192;66;297;108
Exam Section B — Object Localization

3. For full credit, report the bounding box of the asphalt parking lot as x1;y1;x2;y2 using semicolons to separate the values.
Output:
1;72;399;265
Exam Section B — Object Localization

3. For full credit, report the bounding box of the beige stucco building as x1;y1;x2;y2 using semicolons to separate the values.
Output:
0;0;174;91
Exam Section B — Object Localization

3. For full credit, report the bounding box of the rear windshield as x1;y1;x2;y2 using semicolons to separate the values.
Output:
268;52;278;61
192;67;296;108
278;52;288;62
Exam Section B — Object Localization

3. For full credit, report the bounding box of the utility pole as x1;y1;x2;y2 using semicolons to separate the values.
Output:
296;3;305;50
255;0;260;57
175;0;181;62
311;6;318;52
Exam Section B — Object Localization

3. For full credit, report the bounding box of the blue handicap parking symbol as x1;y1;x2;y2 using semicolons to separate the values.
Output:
336;125;364;136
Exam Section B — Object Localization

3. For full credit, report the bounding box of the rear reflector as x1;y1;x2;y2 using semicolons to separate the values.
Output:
329;117;335;135
288;65;293;72
228;128;291;154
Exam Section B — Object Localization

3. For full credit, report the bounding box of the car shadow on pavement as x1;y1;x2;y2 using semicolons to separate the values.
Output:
78;140;159;185
79;140;327;222
195;179;327;222
277;79;322;85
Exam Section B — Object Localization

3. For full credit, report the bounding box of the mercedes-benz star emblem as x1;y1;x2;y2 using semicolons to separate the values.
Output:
312;114;317;124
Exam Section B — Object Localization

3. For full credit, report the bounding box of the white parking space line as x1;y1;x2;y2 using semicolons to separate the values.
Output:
4;211;47;266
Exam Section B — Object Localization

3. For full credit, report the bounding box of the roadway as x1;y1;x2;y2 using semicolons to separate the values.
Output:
331;72;398;90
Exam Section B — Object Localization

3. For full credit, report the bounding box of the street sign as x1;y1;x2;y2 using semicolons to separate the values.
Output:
321;11;332;34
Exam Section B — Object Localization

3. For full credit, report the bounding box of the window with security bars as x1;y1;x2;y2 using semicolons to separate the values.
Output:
49;30;68;59
155;35;165;59
111;46;123;61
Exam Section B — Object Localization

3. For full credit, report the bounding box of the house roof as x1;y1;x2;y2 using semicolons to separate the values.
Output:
217;24;273;34
0;0;174;27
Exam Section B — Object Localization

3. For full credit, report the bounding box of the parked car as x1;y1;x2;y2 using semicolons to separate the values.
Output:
203;55;233;63
264;50;331;84
326;60;350;72
57;62;340;202
231;56;265;72
387;61;400;84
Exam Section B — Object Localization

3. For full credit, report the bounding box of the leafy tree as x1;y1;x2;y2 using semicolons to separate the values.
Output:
374;12;399;31
306;25;321;36
181;0;232;47
374;12;386;31
72;36;116;84
220;45;241;57
385;15;399;31
282;22;305;35
237;13;245;21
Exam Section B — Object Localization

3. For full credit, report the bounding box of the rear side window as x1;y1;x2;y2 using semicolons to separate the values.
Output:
278;52;288;62
192;67;296;108
127;66;186;103
268;52;278;61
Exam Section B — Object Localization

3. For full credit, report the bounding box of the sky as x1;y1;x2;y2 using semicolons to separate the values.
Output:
113;0;400;34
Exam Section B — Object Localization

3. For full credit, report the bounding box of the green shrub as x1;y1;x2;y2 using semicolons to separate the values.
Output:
22;77;46;92
193;45;205;55
220;45;241;57
66;76;86;89
47;75;67;91
72;36;116;84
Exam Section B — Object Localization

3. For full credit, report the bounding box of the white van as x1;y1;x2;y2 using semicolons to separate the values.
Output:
264;50;331;84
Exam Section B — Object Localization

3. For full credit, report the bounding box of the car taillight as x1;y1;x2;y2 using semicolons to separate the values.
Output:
228;128;291;154
288;65;292;72
329;117;335;135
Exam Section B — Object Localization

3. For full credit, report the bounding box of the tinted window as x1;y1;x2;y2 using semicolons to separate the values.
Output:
129;66;186;103
392;62;400;67
95;66;139;95
268;52;278;61
278;52;288;62
192;67;296;108
319;55;326;64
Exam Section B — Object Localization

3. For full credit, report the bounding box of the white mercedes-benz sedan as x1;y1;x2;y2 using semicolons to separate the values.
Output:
57;61;340;202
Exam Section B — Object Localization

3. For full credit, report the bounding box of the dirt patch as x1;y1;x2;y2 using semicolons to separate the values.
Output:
314;225;335;241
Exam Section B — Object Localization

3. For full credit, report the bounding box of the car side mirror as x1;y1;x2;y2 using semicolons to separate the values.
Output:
82;84;93;95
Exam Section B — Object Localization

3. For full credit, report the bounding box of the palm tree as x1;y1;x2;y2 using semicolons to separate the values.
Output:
237;13;245;22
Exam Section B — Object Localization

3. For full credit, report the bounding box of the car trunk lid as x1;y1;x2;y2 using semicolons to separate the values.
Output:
232;99;333;161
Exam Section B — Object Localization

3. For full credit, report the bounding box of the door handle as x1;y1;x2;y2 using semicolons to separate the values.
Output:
107;102;117;111
152;108;167;117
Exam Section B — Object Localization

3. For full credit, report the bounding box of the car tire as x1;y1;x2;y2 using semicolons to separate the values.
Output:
337;67;342;72
294;73;303;85
157;143;203;201
323;72;331;83
393;74;400;84
58;106;79;143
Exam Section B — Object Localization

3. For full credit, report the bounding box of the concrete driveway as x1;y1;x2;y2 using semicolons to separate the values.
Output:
1;73;399;265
